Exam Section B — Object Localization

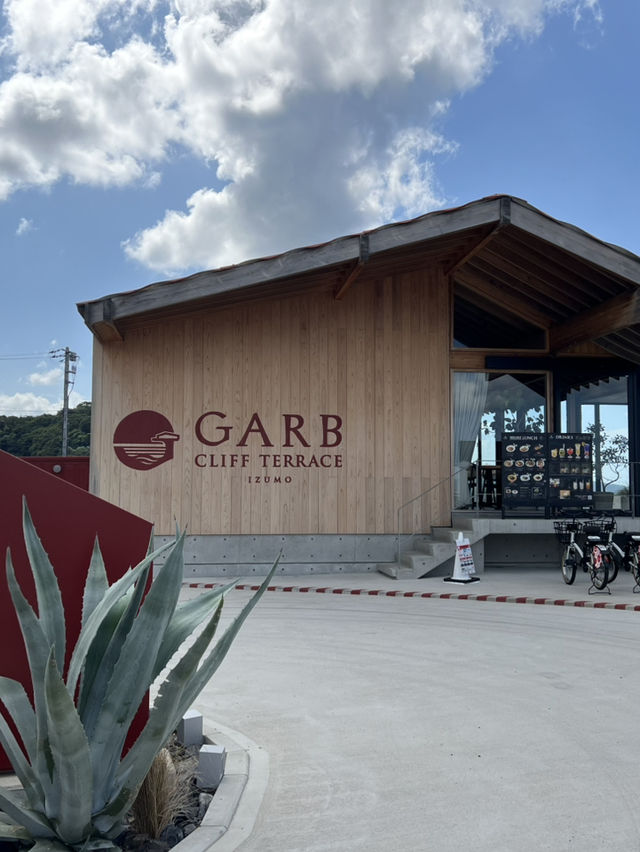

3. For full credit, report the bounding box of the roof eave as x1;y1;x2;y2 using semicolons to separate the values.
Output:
77;196;506;342
509;200;640;287
77;195;640;345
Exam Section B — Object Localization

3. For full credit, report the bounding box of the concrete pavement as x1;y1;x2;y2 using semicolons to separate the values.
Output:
186;563;640;610
185;565;640;851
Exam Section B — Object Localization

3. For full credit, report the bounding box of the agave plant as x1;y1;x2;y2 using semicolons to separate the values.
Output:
0;498;277;852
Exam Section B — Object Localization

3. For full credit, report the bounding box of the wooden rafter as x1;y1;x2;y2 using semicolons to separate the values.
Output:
474;248;593;313
549;289;640;353
443;223;502;276
494;230;623;299
455;268;553;329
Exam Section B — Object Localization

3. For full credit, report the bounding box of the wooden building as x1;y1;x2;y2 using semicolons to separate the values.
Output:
78;195;640;577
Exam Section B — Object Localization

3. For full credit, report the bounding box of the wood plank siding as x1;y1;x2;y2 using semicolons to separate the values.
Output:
90;267;451;535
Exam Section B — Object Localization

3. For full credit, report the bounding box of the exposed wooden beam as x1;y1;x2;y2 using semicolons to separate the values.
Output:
494;231;622;299
510;200;640;286
334;234;369;300
455;268;553;329
76;299;124;343
443;223;502;276
556;341;615;358
475;247;594;313
549;289;640;353
449;349;486;370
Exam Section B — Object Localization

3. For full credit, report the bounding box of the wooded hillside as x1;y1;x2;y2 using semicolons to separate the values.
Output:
0;402;91;456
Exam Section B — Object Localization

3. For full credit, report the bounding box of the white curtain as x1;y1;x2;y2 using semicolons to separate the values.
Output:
454;372;489;508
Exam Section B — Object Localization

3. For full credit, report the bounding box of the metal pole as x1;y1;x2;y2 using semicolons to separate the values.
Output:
51;347;77;456
62;348;70;456
594;404;601;492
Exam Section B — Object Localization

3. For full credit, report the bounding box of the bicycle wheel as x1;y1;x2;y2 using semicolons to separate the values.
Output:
561;546;577;585
631;546;640;587
608;549;620;583
589;546;609;590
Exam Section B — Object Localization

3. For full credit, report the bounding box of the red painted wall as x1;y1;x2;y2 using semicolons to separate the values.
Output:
19;456;89;491
0;450;152;771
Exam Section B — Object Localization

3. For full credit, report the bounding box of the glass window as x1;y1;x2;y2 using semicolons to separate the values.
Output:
453;371;547;508
453;286;547;349
562;377;628;500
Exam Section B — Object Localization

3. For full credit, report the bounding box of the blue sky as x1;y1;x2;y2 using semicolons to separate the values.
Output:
0;0;636;417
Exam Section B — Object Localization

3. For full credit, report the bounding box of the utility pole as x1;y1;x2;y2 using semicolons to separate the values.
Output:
50;347;78;455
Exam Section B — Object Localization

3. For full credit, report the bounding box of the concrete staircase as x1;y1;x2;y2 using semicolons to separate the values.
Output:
377;516;487;579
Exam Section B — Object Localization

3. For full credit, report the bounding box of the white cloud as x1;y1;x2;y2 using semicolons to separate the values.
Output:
349;127;458;223
0;388;87;416
0;0;603;271
16;216;33;235
0;391;59;415
28;367;63;386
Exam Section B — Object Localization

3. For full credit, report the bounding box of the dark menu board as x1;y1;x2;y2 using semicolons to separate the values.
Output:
501;432;594;511
547;433;593;508
502;434;548;509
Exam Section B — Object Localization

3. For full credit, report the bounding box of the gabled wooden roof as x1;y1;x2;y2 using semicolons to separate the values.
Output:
78;195;640;362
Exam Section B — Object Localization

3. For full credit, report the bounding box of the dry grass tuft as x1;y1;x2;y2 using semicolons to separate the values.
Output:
131;743;198;838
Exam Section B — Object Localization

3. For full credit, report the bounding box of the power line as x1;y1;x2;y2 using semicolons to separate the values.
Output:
0;353;51;360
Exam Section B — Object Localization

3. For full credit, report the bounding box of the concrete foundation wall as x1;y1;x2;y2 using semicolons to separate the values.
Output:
155;533;398;577
484;534;563;570
155;528;622;578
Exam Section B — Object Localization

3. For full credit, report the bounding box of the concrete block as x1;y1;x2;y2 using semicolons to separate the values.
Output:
176;709;203;747
236;535;282;562
184;535;240;563
354;535;397;562
198;743;227;790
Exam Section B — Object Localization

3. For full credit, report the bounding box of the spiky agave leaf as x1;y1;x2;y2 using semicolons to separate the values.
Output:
93;599;225;834
5;552;56;805
89;532;186;811
97;560;278;833
175;559;278;715
152;579;238;679
2;501;276;851
65;537;175;697
0;785;54;840
81;538;110;628
78;560;152;739
77;536;143;729
0;697;44;816
0;821;32;842
42;651;93;846
0;676;36;766
0;677;43;810
21;499;66;675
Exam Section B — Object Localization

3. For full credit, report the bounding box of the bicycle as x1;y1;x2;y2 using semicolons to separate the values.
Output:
553;516;612;593
597;512;640;591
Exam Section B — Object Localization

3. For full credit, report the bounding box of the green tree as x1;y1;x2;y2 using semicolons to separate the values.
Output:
587;422;628;491
0;403;91;456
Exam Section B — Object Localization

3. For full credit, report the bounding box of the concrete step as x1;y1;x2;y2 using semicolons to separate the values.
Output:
431;524;484;544
449;515;477;531
414;540;455;560
376;561;399;578
377;517;487;579
430;527;459;544
377;550;435;579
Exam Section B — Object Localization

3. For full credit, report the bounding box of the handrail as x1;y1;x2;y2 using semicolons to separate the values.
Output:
396;466;466;561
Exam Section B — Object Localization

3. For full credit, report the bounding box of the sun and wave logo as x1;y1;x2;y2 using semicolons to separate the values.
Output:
113;411;180;470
